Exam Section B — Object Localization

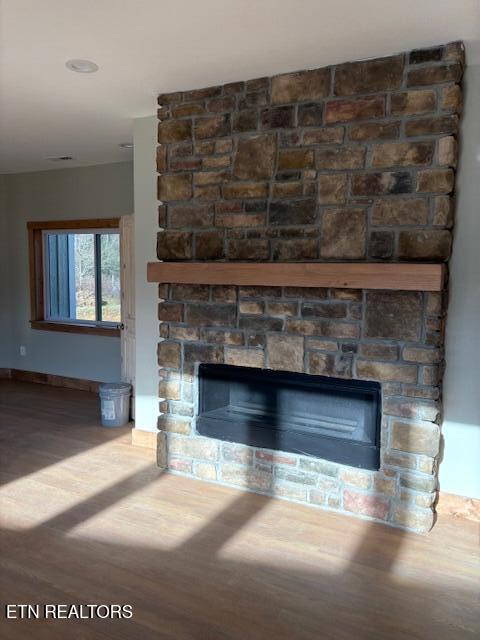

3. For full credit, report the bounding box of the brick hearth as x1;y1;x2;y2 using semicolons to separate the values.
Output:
154;41;464;532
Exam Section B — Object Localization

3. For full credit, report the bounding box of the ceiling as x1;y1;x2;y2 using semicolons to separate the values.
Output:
1;0;478;174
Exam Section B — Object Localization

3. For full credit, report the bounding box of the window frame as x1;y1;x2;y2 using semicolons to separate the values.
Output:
28;218;121;337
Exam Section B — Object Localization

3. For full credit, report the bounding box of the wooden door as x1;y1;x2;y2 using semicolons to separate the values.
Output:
120;215;135;408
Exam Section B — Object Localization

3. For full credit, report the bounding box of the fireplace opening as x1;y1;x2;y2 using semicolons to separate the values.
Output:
197;364;381;470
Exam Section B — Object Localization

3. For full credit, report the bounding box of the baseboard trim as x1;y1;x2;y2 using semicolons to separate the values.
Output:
131;428;158;450
6;369;101;393
437;491;480;523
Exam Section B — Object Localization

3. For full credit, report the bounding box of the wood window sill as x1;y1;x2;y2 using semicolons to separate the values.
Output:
30;320;120;338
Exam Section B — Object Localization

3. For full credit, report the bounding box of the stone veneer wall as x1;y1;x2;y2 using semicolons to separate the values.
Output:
155;42;464;532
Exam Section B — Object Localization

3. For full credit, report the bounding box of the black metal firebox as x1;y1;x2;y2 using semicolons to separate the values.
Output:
197;364;381;470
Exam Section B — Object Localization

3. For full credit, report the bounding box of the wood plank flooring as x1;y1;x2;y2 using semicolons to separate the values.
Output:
0;380;478;640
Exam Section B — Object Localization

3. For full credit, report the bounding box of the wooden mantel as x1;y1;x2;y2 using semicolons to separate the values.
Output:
147;262;444;292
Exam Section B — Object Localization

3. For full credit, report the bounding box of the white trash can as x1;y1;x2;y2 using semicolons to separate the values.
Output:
99;383;132;427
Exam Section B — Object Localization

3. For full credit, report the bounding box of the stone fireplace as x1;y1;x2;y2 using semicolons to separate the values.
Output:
151;41;463;532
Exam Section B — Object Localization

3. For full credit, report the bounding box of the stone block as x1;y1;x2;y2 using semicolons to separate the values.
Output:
159;378;181;401
400;472;436;493
158;415;191;435
272;182;303;199
309;489;326;506
272;239;317;261
325;96;385;123
371;141;434;168
158;302;183;322
340;468;372;489
432;196;454;227
358;343;398;361
239;300;264;315
201;329;244;346
186;303;236;327
158;174;192;201
225;347;265;368
227;239;270;260
195;231;225;260
223;182;269;199
171;103;205;118
391;421;440;457
441;84;462;113
405;115;458;137
398;230;452;261
365;292;422;340
157;231;193;260
438;136;457;166
298;103;323;126
276;468;316;486
287;318;360;339
220;463;272;491
316;146;366;170
371;198;428;226
348;122;400;141
302;302;347;319
278;149;315;170
343;490;390;520
266;302;298;317
271;68;331;104
303;127;345;145
195;115;231;139
169;458;193;473
368;231;394;259
194;462;217;480
169;204;214;228
273;482;307;501
168;436;219;461
157;146;167;172
169;326;200;341
170;157;202;171
393;504;434;532
299;458;338;477
194;170;230;186
320;208;366;259
261;106;294;129
232;109;257;133
356;360;417;383
158;119;192;143
256;450;297;466
334;55;404;95
269;198;317;226
171;284;209;301
407;63;462;87
384;397;440;422
318;174;347;204
211;285;237;303
352;171;413;196
158;341;181;369
390;89;436;115
233;134;276;180
267;334;304;372
403;347;442;364
222;442;254;465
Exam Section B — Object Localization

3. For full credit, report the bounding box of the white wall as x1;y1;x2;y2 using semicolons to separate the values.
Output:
3;162;133;382
133;116;159;431
441;61;480;500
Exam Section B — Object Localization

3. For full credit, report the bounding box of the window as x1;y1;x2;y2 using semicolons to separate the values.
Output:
28;219;121;336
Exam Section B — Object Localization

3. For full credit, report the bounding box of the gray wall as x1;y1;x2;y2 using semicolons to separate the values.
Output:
0;176;13;368
2;162;133;382
440;62;480;499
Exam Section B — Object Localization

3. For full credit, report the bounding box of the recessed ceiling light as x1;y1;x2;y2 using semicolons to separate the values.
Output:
119;142;134;149
66;59;99;73
46;155;74;162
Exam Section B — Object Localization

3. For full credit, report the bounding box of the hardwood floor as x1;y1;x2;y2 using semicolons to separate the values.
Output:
0;380;478;640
